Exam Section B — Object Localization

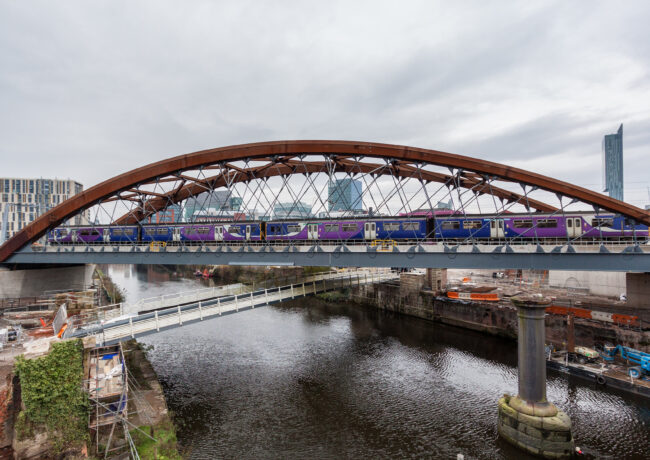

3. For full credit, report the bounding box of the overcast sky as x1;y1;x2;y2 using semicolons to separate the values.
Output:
1;1;649;206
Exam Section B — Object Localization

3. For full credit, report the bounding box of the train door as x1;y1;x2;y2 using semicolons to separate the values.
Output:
490;219;505;238
102;228;110;243
215;226;224;242
567;217;581;238
172;227;181;242
364;222;377;239
307;224;319;240
245;225;251;241
71;230;78;243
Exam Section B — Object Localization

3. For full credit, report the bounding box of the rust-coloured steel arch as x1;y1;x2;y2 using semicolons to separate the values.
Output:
113;158;557;225
1;140;648;263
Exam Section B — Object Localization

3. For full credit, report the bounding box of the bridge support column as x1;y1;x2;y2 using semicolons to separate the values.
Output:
626;272;650;320
498;296;574;459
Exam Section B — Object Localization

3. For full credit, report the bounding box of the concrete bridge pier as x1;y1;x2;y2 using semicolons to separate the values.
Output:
498;296;574;459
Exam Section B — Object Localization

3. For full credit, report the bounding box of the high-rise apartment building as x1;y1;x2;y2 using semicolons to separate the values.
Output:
328;179;363;212
0;177;86;242
602;124;624;201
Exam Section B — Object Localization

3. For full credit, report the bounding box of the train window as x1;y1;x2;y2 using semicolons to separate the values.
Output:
228;226;240;233
342;224;358;232
463;220;482;229
287;225;301;233
80;229;100;236
325;224;339;232
513;220;533;228
144;228;156;235
113;229;123;236
269;225;278;234
537;219;557;228
123;228;134;236
196;227;210;235
157;228;168;235
403;222;419;230
59;229;68;236
591;218;613;228
440;221;460;230
384;223;400;232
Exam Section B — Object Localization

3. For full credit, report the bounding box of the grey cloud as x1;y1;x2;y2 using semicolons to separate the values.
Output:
0;0;648;207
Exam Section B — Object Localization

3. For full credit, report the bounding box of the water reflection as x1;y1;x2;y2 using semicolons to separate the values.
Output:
109;266;650;459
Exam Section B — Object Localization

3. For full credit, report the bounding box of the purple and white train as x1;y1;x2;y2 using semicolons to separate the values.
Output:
47;212;649;244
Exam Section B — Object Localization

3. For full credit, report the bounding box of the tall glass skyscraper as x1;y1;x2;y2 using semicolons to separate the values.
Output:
602;124;623;201
328;179;363;212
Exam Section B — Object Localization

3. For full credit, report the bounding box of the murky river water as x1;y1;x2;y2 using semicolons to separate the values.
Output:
108;265;650;459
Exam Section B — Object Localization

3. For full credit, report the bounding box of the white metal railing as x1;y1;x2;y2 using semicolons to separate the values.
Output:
92;269;396;345
131;283;246;312
34;238;650;254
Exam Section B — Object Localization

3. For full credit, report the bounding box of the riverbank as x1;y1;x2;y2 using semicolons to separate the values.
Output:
346;275;650;353
0;337;181;459
122;339;182;460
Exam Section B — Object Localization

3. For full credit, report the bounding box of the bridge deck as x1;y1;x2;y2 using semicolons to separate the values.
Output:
11;241;650;271
72;270;397;345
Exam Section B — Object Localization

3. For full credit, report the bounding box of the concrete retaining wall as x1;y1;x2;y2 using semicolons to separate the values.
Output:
548;271;625;298
626;273;650;310
0;265;95;298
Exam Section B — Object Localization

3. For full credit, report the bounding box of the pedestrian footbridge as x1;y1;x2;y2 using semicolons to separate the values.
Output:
68;269;397;345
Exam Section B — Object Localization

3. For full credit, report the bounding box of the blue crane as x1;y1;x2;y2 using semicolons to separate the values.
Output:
601;345;650;379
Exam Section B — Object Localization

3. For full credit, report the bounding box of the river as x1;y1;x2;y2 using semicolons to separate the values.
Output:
108;265;650;459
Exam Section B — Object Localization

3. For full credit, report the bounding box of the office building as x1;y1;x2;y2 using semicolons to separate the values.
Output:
273;202;313;219
0;177;86;242
142;204;182;224
183;191;232;221
602;124;624;201
328;179;363;212
229;197;243;211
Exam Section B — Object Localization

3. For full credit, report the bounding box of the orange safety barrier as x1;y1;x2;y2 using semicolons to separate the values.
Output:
546;305;639;327
447;291;500;302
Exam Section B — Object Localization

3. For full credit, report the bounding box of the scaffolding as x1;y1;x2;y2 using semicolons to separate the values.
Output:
86;343;129;457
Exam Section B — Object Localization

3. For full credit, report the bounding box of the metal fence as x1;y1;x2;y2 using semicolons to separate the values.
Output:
87;269;396;345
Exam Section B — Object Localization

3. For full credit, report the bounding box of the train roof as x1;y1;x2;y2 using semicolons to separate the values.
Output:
50;211;623;229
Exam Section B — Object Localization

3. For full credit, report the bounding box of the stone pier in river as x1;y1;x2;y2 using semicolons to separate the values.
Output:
498;295;574;459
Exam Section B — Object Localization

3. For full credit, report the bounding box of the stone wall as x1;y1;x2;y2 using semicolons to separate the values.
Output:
351;278;650;353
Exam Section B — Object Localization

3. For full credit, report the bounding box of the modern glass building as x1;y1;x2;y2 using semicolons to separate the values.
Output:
602;124;623;201
328;179;363;212
183;190;232;221
273;202;313;219
229;197;243;211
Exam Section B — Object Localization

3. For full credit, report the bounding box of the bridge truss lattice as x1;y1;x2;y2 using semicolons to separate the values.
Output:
1;141;649;270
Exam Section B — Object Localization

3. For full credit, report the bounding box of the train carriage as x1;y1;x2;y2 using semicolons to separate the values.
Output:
48;226;139;244
374;219;428;240
218;223;262;241
265;218;429;241
45;211;648;247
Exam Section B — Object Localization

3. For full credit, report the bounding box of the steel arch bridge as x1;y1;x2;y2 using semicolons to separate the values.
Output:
1;140;649;271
